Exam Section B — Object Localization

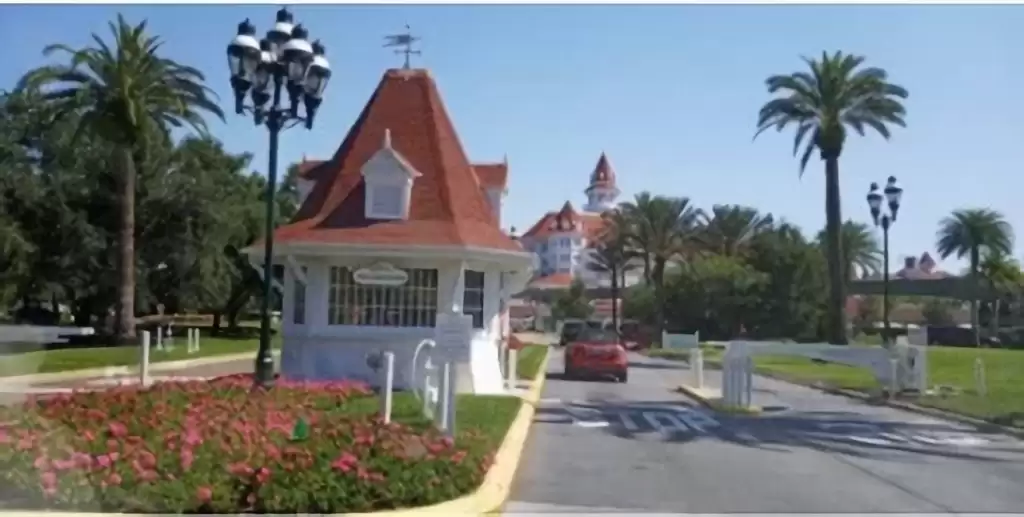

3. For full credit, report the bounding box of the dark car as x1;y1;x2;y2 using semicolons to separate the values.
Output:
558;319;585;347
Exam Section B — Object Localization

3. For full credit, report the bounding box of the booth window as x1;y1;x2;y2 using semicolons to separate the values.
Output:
292;266;307;325
328;266;438;327
463;270;485;329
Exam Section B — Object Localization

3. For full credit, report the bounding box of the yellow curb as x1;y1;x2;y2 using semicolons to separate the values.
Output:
1;347;551;517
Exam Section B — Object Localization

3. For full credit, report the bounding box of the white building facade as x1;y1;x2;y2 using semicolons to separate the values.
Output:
247;68;532;395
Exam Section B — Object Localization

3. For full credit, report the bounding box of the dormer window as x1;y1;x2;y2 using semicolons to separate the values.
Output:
361;129;421;220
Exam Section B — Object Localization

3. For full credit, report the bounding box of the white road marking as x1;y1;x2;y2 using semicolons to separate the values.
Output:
677;410;720;432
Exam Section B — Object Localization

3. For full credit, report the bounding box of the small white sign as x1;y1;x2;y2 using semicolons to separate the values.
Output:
663;331;699;349
434;313;473;363
353;262;409;286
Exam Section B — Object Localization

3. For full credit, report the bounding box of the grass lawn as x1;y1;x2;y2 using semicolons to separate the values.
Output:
0;374;522;513
644;345;724;363
515;345;549;380
731;346;1024;426
0;334;280;378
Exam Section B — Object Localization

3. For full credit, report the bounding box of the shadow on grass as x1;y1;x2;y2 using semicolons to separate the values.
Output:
531;397;1024;463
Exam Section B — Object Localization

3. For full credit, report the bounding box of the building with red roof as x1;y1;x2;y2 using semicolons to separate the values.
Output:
245;67;533;394
517;153;643;292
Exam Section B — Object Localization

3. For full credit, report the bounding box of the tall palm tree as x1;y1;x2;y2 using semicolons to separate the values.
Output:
17;16;224;342
816;220;882;281
701;204;774;257
618;194;704;342
587;214;637;333
755;51;909;345
936;208;1014;347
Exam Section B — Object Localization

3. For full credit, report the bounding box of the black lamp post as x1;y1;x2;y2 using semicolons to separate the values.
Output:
866;176;904;346
227;9;332;389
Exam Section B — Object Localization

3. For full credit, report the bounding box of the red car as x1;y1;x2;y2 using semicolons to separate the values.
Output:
563;328;629;383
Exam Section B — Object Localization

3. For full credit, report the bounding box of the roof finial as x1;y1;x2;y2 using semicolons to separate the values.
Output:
383;128;392;148
503;153;508;166
383;24;421;70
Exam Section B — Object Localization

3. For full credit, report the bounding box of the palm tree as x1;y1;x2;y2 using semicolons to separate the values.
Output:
617;194;704;343
17;16;224;342
816;220;882;281
618;192;657;284
936;208;1014;347
701;204;774;257
978;251;1024;336
755;51;909;345
587;215;637;334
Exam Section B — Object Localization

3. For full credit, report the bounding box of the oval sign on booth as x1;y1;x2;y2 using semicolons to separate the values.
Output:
353;262;409;286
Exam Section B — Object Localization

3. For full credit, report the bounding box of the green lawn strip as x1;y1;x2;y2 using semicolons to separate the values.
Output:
644;345;724;363
515;345;549;380
726;346;1024;426
0;335;281;378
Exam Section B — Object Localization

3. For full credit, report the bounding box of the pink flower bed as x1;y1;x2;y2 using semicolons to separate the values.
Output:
0;374;502;513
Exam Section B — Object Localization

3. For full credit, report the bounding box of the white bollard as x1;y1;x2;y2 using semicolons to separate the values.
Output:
436;362;456;436
889;357;900;398
165;324;175;351
380;352;395;423
506;348;518;389
140;331;151;387
974;357;987;397
155;326;164;351
692;348;704;389
744;356;754;407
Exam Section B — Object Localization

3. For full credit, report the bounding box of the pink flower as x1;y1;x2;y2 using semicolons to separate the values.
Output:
179;449;195;470
196;486;213;503
331;452;359;473
95;454;112;468
39;471;57;489
106;472;122;486
107;422;128;438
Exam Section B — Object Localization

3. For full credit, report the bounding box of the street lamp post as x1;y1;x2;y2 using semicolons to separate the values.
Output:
866;176;904;346
226;8;332;389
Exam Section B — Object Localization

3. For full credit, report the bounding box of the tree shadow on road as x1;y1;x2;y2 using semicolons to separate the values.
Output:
531;398;1023;463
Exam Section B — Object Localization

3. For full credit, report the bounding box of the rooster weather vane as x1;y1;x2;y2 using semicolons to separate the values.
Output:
384;25;421;70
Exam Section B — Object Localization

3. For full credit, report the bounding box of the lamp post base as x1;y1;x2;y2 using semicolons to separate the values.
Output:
254;355;276;389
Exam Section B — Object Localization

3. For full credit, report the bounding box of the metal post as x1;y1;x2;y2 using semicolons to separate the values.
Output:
140;331;151;387
380;352;395;423
255;80;284;390
156;326;164;352
882;217;891;346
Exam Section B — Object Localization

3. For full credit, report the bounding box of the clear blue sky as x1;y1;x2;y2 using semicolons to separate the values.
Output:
3;4;1023;272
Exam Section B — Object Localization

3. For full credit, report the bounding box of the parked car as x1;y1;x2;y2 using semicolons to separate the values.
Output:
563;327;628;382
558;319;586;347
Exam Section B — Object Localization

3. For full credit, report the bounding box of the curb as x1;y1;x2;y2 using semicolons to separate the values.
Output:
0;348;551;516
0;350;280;385
366;346;551;515
674;384;762;415
751;368;1024;439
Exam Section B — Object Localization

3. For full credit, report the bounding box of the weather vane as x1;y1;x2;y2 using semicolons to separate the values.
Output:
383;25;421;70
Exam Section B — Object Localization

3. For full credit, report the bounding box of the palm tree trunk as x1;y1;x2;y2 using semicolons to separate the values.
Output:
970;248;980;347
113;146;137;344
652;257;667;347
823;157;847;345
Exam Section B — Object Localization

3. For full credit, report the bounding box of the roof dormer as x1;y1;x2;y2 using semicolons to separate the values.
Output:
361;129;422;220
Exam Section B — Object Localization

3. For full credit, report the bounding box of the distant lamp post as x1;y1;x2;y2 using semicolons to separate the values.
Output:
226;8;332;389
866;176;904;346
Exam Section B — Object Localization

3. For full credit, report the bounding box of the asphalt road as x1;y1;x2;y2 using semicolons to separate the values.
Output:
505;350;1024;514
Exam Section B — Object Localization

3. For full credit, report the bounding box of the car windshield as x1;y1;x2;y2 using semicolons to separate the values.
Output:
577;328;620;344
562;322;584;337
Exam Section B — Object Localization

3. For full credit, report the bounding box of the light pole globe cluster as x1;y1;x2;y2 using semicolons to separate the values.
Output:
225;8;332;388
866;176;904;346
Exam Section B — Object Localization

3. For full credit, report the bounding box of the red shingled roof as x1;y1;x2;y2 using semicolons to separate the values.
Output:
472;162;508;190
271;68;522;251
295;159;325;179
520;205;608;241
